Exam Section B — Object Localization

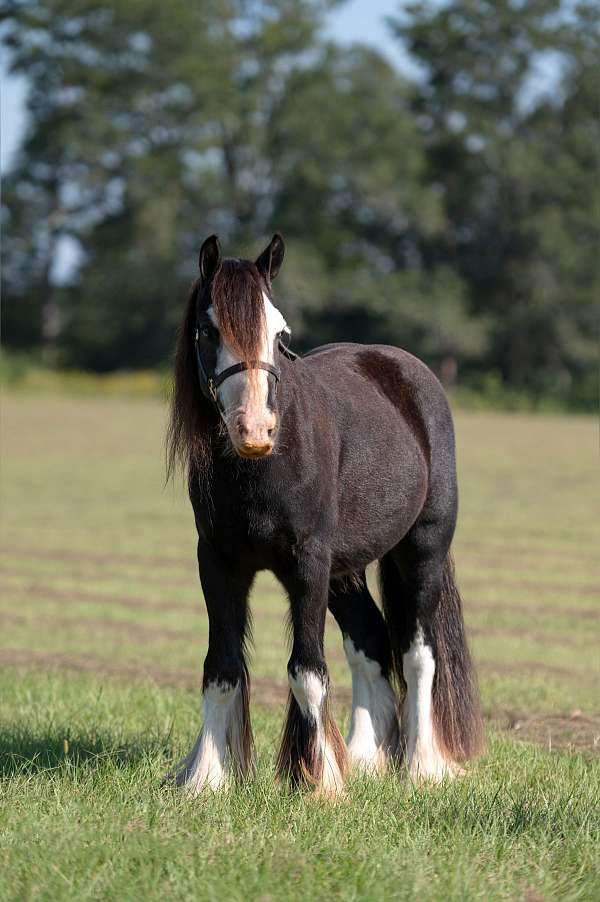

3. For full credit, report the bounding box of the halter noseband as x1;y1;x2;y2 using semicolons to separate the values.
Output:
194;327;296;407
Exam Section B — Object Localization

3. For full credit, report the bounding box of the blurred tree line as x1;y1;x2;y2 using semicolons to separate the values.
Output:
2;0;598;408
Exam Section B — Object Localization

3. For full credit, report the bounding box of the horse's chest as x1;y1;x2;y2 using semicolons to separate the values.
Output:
210;489;294;555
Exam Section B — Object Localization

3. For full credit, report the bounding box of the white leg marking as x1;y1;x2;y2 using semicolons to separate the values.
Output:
402;624;457;782
174;681;241;795
344;638;399;772
288;668;344;793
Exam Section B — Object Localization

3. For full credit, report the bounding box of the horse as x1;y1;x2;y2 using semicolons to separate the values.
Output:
167;233;484;795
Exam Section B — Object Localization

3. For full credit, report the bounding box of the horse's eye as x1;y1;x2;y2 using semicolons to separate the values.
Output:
200;324;213;339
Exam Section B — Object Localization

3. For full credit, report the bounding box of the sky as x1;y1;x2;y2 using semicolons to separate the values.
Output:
0;0;408;172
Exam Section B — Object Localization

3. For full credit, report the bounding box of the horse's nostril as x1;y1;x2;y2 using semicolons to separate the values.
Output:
268;427;275;438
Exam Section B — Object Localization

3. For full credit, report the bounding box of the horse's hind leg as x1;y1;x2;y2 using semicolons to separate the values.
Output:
171;543;255;795
380;529;483;782
328;575;399;772
275;545;348;795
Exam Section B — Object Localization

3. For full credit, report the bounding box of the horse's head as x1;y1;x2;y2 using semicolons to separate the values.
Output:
194;233;288;459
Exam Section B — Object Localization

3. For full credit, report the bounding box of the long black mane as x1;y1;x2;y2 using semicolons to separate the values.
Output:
167;258;268;480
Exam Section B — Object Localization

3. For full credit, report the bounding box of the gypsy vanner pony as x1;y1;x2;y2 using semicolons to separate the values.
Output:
167;233;483;795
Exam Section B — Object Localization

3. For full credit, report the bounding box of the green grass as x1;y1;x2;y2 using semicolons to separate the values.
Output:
1;672;599;902
1;395;599;900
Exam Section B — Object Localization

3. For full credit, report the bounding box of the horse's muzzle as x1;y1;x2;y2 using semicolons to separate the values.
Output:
229;411;277;459
235;441;274;459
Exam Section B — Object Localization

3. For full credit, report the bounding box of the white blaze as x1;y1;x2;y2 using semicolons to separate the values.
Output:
207;292;287;422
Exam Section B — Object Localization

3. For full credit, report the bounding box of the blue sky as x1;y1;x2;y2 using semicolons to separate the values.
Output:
1;0;408;172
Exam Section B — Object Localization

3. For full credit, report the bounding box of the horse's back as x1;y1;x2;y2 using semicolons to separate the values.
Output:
304;341;443;391
302;342;454;447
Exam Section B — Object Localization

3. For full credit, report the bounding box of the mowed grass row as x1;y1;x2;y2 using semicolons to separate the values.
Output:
1;395;599;900
1;397;598;714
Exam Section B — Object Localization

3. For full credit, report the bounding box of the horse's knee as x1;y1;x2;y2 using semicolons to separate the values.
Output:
203;651;243;689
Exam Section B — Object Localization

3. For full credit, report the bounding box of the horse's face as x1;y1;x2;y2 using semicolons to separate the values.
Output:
207;290;286;458
196;234;287;459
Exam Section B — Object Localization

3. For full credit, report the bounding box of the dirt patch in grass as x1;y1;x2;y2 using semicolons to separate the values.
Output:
491;709;600;757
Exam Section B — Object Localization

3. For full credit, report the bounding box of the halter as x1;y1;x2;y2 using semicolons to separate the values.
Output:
194;326;297;407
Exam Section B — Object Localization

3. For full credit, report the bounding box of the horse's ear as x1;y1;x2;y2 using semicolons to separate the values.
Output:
255;233;285;283
199;235;221;281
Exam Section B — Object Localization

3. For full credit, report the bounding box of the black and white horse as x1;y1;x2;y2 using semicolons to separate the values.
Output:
167;234;483;794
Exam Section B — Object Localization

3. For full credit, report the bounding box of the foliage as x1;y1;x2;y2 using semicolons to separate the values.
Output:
1;0;597;407
392;0;599;401
0;349;169;397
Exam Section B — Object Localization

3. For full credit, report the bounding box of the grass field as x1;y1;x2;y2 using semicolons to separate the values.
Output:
1;394;598;900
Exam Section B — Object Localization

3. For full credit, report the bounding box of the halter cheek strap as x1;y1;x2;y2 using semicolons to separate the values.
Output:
194;330;219;403
194;328;287;408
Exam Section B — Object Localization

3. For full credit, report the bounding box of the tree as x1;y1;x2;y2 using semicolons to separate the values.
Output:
263;43;484;369
1;0;340;368
392;0;599;402
2;0;596;407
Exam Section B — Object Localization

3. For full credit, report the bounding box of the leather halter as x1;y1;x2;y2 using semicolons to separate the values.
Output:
194;327;296;407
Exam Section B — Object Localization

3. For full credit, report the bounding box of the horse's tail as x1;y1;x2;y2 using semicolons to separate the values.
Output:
380;553;484;763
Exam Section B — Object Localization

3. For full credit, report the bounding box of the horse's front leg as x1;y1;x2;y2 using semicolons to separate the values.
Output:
275;546;348;795
173;542;255;795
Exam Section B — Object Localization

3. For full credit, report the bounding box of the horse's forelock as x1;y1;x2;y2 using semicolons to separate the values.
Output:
210;259;267;361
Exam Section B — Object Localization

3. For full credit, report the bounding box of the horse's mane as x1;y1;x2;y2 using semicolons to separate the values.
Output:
166;259;267;481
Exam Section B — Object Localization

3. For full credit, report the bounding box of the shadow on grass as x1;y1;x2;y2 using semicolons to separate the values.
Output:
0;725;173;777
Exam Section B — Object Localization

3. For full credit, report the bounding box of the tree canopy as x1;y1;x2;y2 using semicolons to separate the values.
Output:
2;0;597;408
